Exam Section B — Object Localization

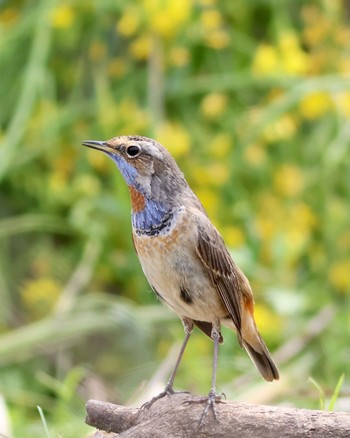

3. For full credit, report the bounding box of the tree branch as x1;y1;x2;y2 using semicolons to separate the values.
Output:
86;393;350;438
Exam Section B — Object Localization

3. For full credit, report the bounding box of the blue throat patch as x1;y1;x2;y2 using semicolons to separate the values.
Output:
132;199;173;235
107;152;173;234
108;153;138;186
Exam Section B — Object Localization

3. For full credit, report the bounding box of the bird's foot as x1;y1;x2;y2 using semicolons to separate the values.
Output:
187;389;222;429
141;384;189;411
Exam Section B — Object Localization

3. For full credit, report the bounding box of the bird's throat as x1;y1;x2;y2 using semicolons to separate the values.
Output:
129;186;173;236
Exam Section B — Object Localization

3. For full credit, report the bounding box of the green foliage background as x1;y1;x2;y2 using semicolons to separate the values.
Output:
1;0;349;436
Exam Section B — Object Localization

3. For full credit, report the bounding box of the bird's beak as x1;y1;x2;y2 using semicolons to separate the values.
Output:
82;140;114;153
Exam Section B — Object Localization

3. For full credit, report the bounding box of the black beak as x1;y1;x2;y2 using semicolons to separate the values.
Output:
82;140;109;152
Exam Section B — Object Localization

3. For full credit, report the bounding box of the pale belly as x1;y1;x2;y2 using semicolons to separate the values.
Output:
132;210;227;322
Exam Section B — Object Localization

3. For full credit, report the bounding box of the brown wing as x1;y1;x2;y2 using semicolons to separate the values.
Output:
196;219;243;341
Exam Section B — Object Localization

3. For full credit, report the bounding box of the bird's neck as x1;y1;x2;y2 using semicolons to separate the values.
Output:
128;186;173;236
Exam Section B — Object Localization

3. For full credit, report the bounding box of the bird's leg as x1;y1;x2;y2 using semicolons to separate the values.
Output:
187;319;222;427
198;319;222;425
141;318;193;410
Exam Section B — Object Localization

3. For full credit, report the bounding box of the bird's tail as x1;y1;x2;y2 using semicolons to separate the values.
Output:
242;336;279;382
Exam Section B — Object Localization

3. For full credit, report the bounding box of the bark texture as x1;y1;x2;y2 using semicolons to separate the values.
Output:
86;392;350;438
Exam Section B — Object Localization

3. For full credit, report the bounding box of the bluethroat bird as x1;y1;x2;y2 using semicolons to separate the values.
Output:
83;136;279;420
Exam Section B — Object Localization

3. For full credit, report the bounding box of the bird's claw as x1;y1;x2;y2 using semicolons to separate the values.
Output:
186;389;222;429
141;385;190;411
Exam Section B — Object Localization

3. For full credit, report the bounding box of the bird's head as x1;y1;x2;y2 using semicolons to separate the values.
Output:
82;135;189;205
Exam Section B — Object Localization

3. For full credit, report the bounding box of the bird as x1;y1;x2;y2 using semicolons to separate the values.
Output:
82;135;279;421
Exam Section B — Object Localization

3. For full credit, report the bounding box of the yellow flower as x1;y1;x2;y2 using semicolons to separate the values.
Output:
108;58;128;78
336;91;350;118
21;277;61;316
273;165;304;198
253;33;309;76
279;32;310;75
222;226;245;248
201;93;228;120
156;122;191;158
205;30;230;50
201;9;222;30
254;304;283;341
142;0;192;39
74;175;101;197
198;0;217;5
87;148;111;172
49;170;68;196
195;188;219;219
252;44;279;75
255;216;276;240
209;133;232;159
291;203;317;230
51;5;74;29
169;47;190;67
117;9;139;37
129;35;152;60
299;92;333;120
192;163;229;187
0;7;19;25
89;42;106;61
329;260;350;293
244;144;266;167
262;114;297;143
336;27;350;47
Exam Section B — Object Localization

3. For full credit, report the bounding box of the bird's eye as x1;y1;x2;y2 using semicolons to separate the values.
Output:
126;144;141;158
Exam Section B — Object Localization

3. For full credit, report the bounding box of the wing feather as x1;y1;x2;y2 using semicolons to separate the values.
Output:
196;219;244;339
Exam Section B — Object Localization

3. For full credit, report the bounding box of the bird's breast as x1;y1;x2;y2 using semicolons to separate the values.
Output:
132;207;227;321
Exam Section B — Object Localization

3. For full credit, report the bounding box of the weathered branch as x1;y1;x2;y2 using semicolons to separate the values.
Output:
86;392;350;438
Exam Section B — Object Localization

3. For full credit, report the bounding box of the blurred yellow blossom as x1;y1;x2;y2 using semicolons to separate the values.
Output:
169;47;190;67
274;165;304;197
117;9;140;37
299;91;333;120
21;277;61;316
195;187;219;219
209;133;232;159
201;93;228;120
89;42;106;61
283;204;316;259
129;35;152;60
156;122;191;158
279;32;310;75
291;203;317;230
254;303;283;340
87;148;111;172
253;33;308;75
116;99;150;134
108;58;128;78
223;226;245;248
339;58;350;75
337;231;350;251
198;0;217;5
51;5;74;29
255;216;276;241
141;0;192;38
74;175;101;197
205;29;230;50
335;27;350;47
329;260;350;293
336;92;350;118
0;7;19;25
49;170;68;196
252;44;279;75
201;9;222;29
262;114;297;143
244;144;266;167
192;163;229;187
